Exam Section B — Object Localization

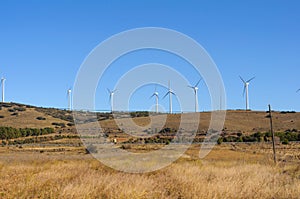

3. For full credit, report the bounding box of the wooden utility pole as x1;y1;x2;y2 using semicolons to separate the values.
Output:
268;104;277;164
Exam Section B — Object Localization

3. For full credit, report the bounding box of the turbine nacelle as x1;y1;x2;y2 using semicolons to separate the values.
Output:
150;86;159;113
239;76;255;110
107;88;116;113
163;80;176;114
188;79;202;112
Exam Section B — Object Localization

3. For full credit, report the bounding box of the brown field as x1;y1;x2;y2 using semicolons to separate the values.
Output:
0;144;300;198
0;103;68;128
100;110;300;134
1;103;300;198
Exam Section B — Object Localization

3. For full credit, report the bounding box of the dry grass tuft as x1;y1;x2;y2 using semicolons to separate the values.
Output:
0;146;300;198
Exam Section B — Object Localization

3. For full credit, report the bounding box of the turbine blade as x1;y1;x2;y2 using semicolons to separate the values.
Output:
239;76;246;84
150;94;155;99
171;91;176;96
107;88;111;93
247;77;255;82
108;94;111;104
243;85;246;96
162;92;169;99
187;85;194;89
195;78;202;87
297;89;300;93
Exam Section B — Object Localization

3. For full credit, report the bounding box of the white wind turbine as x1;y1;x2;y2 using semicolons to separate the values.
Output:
163;80;176;114
1;77;6;103
188;79;202;112
150;85;159;113
239;76;255;111
67;88;72;111
107;88;116;113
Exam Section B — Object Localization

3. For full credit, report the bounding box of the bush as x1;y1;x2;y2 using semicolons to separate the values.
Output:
67;123;74;127
217;137;223;145
0;127;55;140
282;138;289;145
0;115;4;118
14;107;26;112
1;103;12;108
51;122;66;128
130;111;149;117
36;117;46;120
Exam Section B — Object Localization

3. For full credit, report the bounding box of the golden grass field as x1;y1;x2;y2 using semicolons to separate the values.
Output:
0;143;300;199
1;103;300;198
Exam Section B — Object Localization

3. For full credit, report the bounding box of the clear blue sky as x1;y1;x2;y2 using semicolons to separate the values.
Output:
0;0;300;112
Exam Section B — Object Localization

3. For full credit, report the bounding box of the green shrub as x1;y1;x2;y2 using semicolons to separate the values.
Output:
130;111;149;117
217;137;223;145
36;117;46;120
0;127;55;140
67;123;74;127
14;107;26;112
51;122;66;128
282;138;289;145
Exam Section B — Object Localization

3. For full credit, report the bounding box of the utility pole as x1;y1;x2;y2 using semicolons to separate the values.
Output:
268;104;277;164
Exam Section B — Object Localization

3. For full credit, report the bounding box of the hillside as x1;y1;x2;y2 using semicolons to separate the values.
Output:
0;103;70;129
1;102;300;134
99;110;300;134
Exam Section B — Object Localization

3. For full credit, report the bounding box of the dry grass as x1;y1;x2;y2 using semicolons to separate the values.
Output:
0;106;66;128
2;103;300;134
0;145;299;199
98;111;300;134
1;105;300;198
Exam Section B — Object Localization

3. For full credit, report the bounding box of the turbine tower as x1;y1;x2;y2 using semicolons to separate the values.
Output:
1;77;5;103
239;76;255;111
188;79;202;112
67;88;72;111
150;86;159;113
163;80;176;114
107;88;116;113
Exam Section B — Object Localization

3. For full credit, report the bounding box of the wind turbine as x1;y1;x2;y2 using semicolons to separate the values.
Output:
239;76;255;111
163;80;176;114
67;88;72;111
1;77;5;103
107;88;116;113
188;79;202;112
150;85;159;113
